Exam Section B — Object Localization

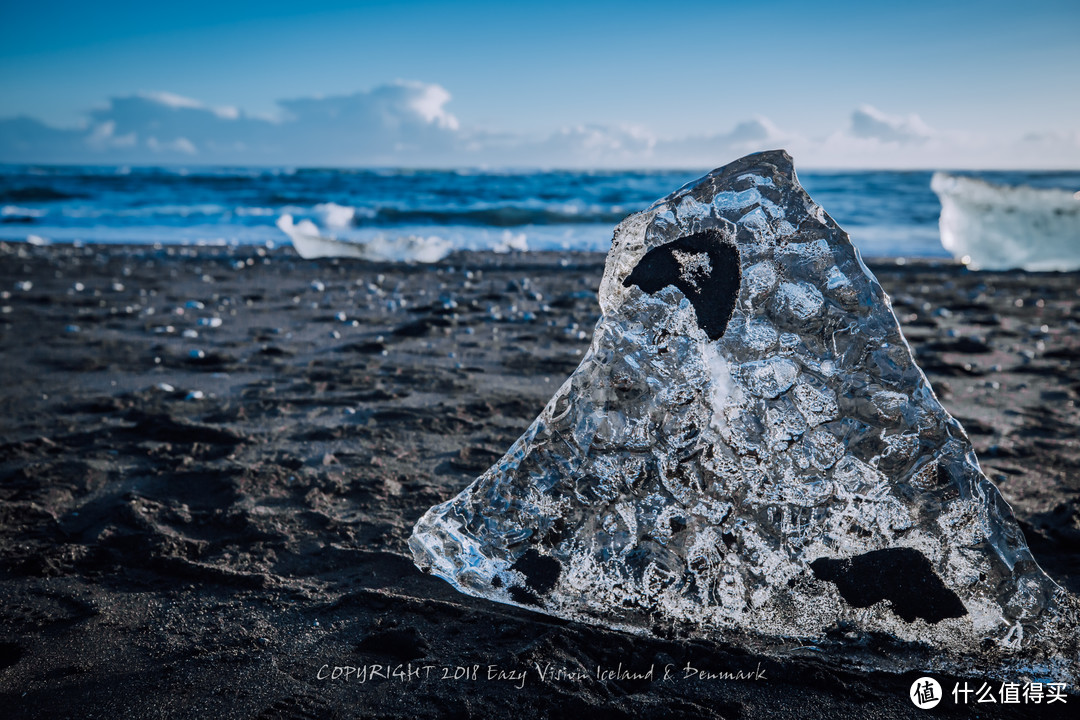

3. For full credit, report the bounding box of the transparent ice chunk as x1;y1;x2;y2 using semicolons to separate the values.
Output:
932;172;1080;271
411;151;1079;682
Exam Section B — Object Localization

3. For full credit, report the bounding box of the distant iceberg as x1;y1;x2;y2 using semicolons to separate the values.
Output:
931;172;1080;271
276;214;453;263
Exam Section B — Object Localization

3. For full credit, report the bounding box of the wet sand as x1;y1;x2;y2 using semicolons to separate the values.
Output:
1;241;1078;718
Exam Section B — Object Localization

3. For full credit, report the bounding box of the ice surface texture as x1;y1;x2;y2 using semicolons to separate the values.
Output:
932;172;1080;272
411;151;1079;681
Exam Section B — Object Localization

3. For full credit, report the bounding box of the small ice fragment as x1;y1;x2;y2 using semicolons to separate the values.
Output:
185;390;204;401
182;329;199;339
15;281;32;292
156;383;175;392
311;281;326;292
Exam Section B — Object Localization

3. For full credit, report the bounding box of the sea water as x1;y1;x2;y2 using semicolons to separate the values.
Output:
1;165;1077;261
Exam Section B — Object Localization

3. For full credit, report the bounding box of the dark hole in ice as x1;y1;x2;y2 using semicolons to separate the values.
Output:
810;547;968;623
510;548;561;596
623;229;741;340
937;463;952;488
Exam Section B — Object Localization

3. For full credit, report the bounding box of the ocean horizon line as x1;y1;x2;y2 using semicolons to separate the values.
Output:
3;162;1079;175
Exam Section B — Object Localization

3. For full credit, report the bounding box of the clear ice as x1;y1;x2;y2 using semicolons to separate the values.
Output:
411;151;1079;681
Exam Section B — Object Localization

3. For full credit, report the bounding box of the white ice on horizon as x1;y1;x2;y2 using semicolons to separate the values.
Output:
932;173;1080;271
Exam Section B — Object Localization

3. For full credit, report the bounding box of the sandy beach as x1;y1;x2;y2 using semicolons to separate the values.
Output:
1;241;1078;719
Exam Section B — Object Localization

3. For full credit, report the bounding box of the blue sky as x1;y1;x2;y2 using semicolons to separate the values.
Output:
1;0;1078;167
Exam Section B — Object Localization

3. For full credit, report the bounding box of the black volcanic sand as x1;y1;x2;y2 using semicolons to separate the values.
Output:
1;241;1078;719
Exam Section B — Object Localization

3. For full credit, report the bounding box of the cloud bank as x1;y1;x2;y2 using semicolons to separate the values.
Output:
1;82;1076;168
849;105;933;144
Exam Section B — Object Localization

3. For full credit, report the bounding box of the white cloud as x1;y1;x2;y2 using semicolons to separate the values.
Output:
849;105;934;144
795;106;955;167
1;85;1077;168
1020;129;1080;149
518;124;657;167
86;120;136;150
141;91;205;110
84;93;265;158
277;81;459;133
795;106;1080;168
140;92;240;120
656;117;793;168
274;81;462;163
401;82;459;130
0;81;464;165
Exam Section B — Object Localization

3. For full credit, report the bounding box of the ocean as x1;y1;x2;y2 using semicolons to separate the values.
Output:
2;165;1078;261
